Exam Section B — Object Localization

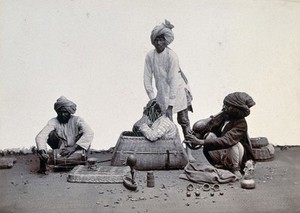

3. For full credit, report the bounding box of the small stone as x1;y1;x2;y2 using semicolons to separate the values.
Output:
210;192;214;197
219;192;224;196
186;203;190;206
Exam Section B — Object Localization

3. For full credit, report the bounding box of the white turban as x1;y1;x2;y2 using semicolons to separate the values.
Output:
150;19;174;45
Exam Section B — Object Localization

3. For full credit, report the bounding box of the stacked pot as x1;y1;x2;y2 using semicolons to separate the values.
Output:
250;137;275;161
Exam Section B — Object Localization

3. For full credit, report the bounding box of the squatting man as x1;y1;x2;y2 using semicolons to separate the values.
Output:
35;96;94;174
184;92;256;178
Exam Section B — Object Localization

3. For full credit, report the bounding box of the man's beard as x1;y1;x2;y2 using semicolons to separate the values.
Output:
57;115;70;123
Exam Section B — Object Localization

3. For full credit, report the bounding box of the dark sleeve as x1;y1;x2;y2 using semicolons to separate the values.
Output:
204;119;247;151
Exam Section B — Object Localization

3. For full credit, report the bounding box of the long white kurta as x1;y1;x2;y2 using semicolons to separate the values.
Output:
35;116;94;151
144;47;190;114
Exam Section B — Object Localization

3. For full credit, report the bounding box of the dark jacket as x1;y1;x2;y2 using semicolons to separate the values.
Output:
202;114;254;172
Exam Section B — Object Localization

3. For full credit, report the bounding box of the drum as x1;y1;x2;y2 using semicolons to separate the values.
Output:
53;149;87;171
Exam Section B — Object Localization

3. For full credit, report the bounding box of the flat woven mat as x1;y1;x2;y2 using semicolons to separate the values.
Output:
67;165;130;183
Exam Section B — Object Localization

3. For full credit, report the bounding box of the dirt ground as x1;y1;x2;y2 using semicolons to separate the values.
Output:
0;146;299;213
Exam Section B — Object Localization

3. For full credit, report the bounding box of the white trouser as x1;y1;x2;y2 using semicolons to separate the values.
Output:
207;133;244;171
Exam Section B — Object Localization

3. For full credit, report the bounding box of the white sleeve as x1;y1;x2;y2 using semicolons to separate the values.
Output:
35;118;56;151
144;53;156;100
75;117;94;150
167;51;180;106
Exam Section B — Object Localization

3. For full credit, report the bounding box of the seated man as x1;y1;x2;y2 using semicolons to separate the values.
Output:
184;92;255;179
35;96;94;174
132;99;178;141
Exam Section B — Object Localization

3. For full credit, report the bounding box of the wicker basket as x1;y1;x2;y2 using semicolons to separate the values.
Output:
252;144;275;161
250;137;269;148
111;131;188;170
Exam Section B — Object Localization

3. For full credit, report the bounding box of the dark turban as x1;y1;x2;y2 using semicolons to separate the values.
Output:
223;92;255;117
150;19;174;46
54;96;77;114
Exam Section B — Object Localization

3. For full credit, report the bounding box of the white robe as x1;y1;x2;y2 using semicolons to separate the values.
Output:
35;116;94;151
144;47;191;113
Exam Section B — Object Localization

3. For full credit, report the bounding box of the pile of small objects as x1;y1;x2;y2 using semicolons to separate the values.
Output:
185;183;224;198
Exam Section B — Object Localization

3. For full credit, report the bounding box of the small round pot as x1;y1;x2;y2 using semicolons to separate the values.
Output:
241;179;256;189
202;183;210;191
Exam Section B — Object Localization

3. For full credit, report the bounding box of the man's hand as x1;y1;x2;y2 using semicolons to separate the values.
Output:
185;134;204;146
166;105;173;121
60;146;77;158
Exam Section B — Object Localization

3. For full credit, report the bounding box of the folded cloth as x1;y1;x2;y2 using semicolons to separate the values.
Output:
179;162;237;184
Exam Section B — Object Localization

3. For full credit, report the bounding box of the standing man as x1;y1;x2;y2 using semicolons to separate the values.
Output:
35;96;94;174
143;19;195;162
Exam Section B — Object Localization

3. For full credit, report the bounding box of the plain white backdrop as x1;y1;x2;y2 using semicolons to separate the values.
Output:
0;0;299;150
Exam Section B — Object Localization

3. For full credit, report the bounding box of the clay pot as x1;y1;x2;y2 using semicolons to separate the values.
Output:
202;183;210;191
241;179;256;189
212;184;220;191
186;184;194;191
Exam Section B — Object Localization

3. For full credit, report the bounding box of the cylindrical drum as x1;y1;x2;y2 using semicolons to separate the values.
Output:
147;171;155;187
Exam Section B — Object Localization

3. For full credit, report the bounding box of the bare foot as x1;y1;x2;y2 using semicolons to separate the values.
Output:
38;169;48;175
